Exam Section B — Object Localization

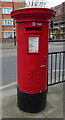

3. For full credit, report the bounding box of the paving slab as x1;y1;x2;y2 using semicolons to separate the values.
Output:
45;84;63;118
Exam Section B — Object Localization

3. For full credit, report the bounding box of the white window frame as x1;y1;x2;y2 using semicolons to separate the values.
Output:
2;7;12;14
0;0;12;1
2;31;14;38
2;19;13;26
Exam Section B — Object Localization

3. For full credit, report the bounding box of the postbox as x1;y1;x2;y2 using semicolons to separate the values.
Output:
11;8;55;113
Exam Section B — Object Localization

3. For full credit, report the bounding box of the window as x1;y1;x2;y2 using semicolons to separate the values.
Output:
3;31;14;38
56;9;62;15
54;23;58;26
2;19;13;25
2;7;12;14
63;28;65;32
0;0;12;1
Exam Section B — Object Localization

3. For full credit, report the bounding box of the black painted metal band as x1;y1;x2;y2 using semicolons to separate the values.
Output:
17;87;47;113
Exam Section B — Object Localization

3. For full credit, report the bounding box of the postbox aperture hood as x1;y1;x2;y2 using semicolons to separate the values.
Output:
11;8;56;22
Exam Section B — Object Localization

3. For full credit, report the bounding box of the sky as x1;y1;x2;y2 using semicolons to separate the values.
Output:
0;0;65;8
25;0;65;8
47;0;65;8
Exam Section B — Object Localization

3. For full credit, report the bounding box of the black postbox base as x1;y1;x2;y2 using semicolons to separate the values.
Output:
17;88;47;113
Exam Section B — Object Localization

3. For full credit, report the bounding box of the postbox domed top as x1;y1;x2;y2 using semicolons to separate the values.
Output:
11;8;56;22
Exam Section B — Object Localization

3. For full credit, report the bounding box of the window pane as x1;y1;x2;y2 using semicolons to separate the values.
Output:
2;8;12;14
2;20;4;25
2;19;13;25
56;9;62;15
3;32;14;38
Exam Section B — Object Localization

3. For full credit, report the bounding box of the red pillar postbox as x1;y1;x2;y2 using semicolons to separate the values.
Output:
11;8;55;113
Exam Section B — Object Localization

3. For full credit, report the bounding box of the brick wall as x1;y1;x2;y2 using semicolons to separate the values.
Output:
2;26;13;31
14;2;25;10
2;2;12;7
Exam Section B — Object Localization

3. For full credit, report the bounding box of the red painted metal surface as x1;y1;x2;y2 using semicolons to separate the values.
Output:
11;8;55;93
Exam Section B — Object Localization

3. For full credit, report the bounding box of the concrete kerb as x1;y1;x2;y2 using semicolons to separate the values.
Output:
49;42;65;46
1;83;63;118
0;42;64;49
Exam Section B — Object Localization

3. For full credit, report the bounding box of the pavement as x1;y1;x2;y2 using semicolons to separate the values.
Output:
0;42;64;50
0;42;65;119
0;82;64;119
0;43;16;49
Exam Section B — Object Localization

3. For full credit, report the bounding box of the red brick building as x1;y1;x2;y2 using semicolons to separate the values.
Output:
0;0;25;42
51;2;65;40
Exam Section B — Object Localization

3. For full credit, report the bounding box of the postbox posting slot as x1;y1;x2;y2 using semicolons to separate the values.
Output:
26;27;42;31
